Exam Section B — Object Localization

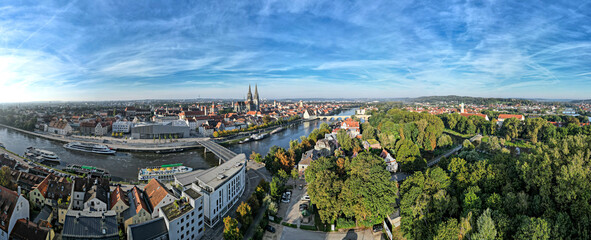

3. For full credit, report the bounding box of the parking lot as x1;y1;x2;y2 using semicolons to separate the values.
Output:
278;178;313;227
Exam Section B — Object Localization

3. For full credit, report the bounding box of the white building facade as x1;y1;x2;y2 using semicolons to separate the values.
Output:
113;121;134;133
174;154;246;227
158;191;205;240
0;188;30;240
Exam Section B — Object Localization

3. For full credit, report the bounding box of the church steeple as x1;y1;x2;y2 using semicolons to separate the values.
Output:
247;84;253;101
254;84;260;110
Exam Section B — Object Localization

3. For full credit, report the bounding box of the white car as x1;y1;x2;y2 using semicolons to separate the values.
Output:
301;194;310;201
281;191;292;203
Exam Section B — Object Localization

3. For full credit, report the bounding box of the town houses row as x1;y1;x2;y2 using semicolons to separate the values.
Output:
37;100;345;138
0;151;247;239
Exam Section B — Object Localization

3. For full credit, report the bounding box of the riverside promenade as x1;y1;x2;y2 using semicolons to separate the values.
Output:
0;123;207;152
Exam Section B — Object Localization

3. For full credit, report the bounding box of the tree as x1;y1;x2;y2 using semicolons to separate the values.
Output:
434;219;460;240
291;168;299;188
524;118;547;144
515;217;550;240
472;208;497;240
269;176;283;200
337;129;353;151
463;139;475;150
0;166;15;190
308;170;343;224
223;216;242;240
249;152;262;163
501;117;521;141
236;202;253;229
437;134;453;148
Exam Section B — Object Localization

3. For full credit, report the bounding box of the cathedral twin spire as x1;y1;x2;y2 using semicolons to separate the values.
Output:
246;84;260;111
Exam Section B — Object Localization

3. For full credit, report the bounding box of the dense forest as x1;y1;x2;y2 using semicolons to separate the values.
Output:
400;134;591;240
439;113;591;143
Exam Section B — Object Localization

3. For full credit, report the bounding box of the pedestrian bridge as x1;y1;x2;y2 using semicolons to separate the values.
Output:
197;139;238;163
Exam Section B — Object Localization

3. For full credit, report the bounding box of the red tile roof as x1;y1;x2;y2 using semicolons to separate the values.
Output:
144;179;170;209
131;186;150;214
0;185;19;232
110;186;128;209
460;113;488;119
498;114;524;120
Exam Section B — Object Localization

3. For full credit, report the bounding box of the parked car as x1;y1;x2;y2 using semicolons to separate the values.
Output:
298;184;303;190
301;194;310;201
299;203;308;211
265;225;276;233
373;224;383;233
281;192;291;203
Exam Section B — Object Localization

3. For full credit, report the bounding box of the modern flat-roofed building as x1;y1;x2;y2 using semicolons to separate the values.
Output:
131;123;190;139
112;121;134;133
174;154;246;227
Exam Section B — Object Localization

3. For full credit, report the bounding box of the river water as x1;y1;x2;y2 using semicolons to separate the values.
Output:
0;108;357;181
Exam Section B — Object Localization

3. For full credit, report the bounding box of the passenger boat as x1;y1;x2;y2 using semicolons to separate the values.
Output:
24;147;61;163
270;127;284;135
238;137;251;144
65;164;110;177
252;133;268;141
155;148;184;154
138;163;193;181
63;142;116;155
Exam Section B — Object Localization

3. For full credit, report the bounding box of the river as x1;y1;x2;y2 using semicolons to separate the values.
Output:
0;108;357;181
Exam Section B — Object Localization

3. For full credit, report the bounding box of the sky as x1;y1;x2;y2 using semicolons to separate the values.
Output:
0;0;590;102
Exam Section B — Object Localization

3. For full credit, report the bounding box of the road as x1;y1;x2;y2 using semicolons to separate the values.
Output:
0;147;31;168
280;226;379;240
427;145;462;167
197;139;238;162
426;134;482;167
201;160;271;240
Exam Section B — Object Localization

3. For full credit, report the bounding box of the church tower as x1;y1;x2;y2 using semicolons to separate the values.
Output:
254;84;260;110
247;84;253;102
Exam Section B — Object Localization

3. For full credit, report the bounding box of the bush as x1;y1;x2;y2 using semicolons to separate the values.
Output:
300;225;317;231
336;218;356;229
254;226;264;240
281;222;297;228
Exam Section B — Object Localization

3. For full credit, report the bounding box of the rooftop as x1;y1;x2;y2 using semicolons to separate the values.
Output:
175;154;246;191
127;217;168;240
161;200;193;222
183;188;201;199
62;210;118;238
144;179;172;209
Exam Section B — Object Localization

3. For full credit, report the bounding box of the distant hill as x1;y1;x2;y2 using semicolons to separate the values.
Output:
571;99;591;104
409;95;535;105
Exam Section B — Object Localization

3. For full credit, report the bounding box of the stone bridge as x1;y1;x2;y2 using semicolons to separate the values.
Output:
311;114;371;121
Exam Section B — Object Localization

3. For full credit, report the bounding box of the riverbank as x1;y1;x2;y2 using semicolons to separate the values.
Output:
0;123;207;152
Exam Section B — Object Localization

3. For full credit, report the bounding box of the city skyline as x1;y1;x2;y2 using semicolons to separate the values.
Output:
1;0;590;103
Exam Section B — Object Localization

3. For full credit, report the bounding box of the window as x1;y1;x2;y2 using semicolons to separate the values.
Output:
191;212;194;216
191;226;194;232
191;219;194;224
198;227;203;233
181;218;184;223
199;213;203;218
181;226;184;231
181;234;184;239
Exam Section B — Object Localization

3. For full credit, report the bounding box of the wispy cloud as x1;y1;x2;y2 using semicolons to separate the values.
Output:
0;0;590;102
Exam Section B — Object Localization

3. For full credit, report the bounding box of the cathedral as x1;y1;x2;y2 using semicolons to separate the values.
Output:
234;84;260;112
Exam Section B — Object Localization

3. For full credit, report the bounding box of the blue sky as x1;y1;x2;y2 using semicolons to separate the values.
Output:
1;0;590;102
